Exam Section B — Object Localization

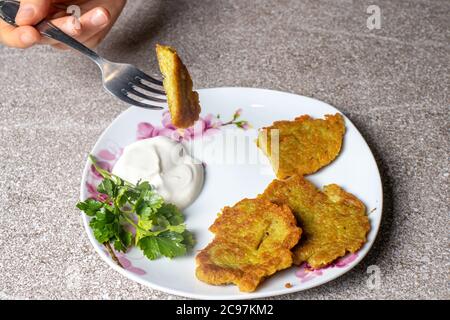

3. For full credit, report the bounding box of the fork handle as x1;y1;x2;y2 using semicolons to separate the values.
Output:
36;20;104;66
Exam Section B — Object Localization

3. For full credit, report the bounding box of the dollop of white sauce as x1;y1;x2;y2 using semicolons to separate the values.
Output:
112;136;204;209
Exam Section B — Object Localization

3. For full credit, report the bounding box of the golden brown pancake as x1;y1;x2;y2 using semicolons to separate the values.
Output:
257;114;345;178
196;198;301;292
260;175;370;269
156;44;201;128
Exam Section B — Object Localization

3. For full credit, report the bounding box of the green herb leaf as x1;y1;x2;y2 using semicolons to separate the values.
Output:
77;154;195;263
157;203;185;225
76;199;103;216
114;229;133;252
116;187;128;208
135;217;153;244
89;207;118;244
138;231;188;260
182;230;195;249
155;231;187;258
137;236;160;260
97;178;115;197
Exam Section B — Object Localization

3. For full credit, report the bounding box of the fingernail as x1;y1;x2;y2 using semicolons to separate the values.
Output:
17;4;36;21
20;32;35;46
90;10;108;26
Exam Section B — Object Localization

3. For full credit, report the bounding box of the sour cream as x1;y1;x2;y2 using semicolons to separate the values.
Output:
112;136;204;209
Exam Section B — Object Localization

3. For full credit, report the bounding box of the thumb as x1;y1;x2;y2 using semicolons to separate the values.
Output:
15;0;51;26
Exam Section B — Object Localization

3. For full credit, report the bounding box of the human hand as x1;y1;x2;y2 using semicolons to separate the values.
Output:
0;0;126;49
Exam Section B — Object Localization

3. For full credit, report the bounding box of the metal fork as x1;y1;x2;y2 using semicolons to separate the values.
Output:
0;0;165;109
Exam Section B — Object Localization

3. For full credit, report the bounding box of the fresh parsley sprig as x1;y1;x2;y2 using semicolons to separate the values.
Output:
76;155;195;265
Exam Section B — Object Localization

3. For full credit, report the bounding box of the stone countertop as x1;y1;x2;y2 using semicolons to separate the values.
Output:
0;0;448;300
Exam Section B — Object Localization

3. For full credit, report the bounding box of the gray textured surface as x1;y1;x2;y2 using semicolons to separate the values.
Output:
0;0;448;300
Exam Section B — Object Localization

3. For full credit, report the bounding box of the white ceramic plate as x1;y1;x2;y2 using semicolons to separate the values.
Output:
80;87;382;299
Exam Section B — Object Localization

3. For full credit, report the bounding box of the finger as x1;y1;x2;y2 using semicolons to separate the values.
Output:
0;21;40;48
49;10;67;20
15;0;51;26
82;25;112;48
74;7;110;43
51;43;68;50
49;0;126;50
74;1;126;47
43;7;110;47
51;19;111;50
38;15;82;45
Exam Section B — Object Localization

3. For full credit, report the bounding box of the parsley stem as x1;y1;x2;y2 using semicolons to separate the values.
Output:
89;155;134;187
121;212;149;234
120;211;183;237
104;242;124;268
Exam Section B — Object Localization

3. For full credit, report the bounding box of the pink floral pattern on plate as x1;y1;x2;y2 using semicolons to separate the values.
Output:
102;250;146;275
85;145;122;200
295;253;359;283
137;109;250;141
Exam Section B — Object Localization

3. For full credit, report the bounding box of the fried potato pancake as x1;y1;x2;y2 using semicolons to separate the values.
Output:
257;114;345;178
156;44;201;128
196;198;301;292
260;175;370;269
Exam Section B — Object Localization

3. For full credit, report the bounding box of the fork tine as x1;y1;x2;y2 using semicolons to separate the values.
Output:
124;88;167;103
136;70;164;86
117;94;164;110
131;80;166;95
